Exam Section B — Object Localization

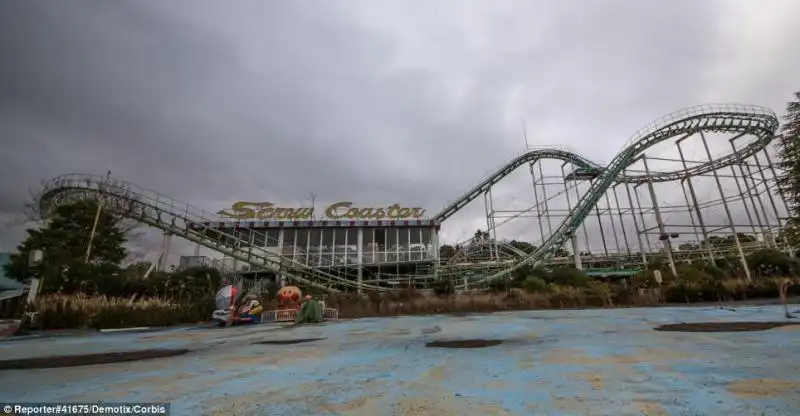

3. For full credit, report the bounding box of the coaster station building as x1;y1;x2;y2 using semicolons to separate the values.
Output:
185;201;441;288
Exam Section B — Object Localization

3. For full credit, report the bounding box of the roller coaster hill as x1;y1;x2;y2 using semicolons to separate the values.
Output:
37;104;794;293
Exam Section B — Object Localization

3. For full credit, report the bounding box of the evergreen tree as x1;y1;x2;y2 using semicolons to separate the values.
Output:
777;92;800;245
3;199;128;293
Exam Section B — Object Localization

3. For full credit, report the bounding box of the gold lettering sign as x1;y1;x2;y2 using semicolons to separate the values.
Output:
217;202;314;220
324;202;426;220
218;201;426;221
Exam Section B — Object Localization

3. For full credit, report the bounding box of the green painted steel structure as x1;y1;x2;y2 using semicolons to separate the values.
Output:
583;268;642;278
435;104;779;285
37;104;780;292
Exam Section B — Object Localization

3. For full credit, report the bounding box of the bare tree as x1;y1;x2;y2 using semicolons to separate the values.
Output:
4;180;53;229
6;178;145;243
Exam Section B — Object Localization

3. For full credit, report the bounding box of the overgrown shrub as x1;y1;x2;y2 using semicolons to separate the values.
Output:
748;249;800;278
522;277;547;293
549;267;591;287
675;264;714;284
17;271;800;330
702;263;728;281
610;284;633;306
584;282;612;307
630;269;670;289
431;279;455;296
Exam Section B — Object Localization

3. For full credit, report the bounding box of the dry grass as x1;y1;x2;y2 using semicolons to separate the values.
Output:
324;285;628;319
29;293;213;330
14;277;798;329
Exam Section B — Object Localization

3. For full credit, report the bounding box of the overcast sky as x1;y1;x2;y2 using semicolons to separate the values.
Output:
1;0;799;263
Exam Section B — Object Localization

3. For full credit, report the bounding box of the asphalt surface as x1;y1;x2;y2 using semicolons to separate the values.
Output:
0;305;798;415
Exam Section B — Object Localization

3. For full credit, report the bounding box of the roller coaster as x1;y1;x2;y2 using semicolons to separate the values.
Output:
37;104;790;292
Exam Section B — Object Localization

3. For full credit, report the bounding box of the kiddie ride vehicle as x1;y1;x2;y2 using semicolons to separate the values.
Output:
212;283;264;327
267;285;339;323
212;284;339;326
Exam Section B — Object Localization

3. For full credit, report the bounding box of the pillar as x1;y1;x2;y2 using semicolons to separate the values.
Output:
641;156;677;277
699;132;751;281
623;176;648;267
159;232;172;272
571;234;582;270
676;139;715;265
357;227;364;295
277;229;286;287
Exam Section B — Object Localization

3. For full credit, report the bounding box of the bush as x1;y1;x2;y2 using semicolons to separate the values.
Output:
547;285;585;308
431;279;455;296
511;264;536;282
610;284;633;305
702;263;728;281
583;282;612;307
748;249;800;278
630;269;669;289
522;277;548;293
675;264;713;284
488;278;514;293
18;270;800;329
550;267;591;287
715;256;746;277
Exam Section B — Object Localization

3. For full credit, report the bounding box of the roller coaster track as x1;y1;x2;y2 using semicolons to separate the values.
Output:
442;104;779;285
434;104;779;223
37;104;779;292
38;177;391;293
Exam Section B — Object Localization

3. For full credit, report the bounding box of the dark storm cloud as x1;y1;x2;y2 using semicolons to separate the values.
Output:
1;0;798;260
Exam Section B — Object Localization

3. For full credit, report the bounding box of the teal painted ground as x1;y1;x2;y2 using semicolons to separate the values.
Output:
0;305;799;415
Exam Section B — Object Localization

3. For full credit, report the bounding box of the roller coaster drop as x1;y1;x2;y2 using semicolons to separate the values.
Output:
38;104;789;292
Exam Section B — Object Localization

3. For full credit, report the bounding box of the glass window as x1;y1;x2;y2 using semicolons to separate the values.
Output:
265;229;281;247
347;228;359;245
385;227;398;262
282;229;295;246
281;229;295;256
345;228;358;265
333;229;347;266
308;229;322;251
421;228;433;260
396;228;407;262
234;229;250;245
321;228;334;248
334;228;347;246
307;228;322;265
320;229;335;266
410;227;421;244
385;227;397;247
252;229;266;247
362;228;375;246
374;228;385;245
362;228;375;264
407;227;421;261
398;228;410;247
295;229;309;263
224;231;240;249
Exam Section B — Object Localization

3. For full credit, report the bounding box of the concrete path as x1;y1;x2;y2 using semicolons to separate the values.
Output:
0;305;798;415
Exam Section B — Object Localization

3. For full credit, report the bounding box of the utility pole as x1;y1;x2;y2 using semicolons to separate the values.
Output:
85;170;111;263
522;120;530;149
310;192;319;219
